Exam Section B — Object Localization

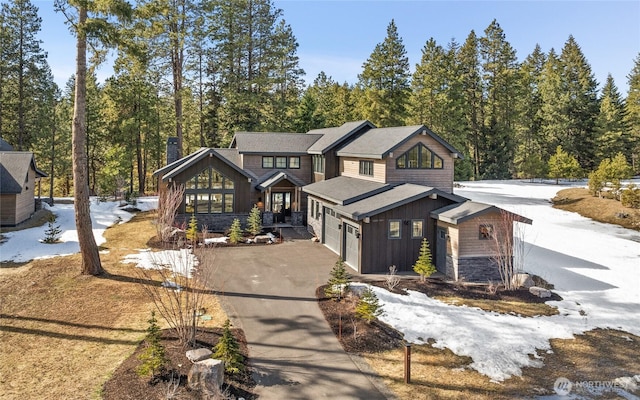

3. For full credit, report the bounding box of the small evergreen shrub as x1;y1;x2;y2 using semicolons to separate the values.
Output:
324;257;351;300
355;286;384;323
246;205;262;236
186;214;198;244
136;311;168;378
228;218;243;244
212;319;244;374
621;184;640;208
42;215;62;244
413;238;436;282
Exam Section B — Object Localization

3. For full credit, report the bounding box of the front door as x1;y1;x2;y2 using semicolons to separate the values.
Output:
271;192;291;223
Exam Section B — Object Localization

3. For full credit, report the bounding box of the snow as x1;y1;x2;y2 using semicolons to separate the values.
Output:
0;197;158;263
2;181;639;386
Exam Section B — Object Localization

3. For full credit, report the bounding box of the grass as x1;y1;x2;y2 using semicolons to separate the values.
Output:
433;296;559;317
0;212;227;400
363;329;640;399
552;188;640;231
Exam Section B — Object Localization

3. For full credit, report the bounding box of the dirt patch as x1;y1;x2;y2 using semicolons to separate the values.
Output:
553;188;640;231
102;328;256;400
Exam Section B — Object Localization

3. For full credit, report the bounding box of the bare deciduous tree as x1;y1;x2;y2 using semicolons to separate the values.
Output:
486;210;528;291
385;265;400;291
156;184;185;242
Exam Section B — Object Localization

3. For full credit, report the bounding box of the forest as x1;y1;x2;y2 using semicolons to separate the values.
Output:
2;0;639;198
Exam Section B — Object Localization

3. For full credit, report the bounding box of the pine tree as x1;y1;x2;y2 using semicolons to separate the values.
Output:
325;257;351;301
228;218;243;244
42;215;62;244
596;74;630;163
548;145;582;184
539;49;566;158
136;311;168;378
186;214;198;244
625;54;640;173
413;238;435;282
212;319;244;374
355;286;383;324
357;19;410;127
246;205;262;236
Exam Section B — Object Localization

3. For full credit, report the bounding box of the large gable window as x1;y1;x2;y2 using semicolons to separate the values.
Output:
185;166;235;213
396;143;443;169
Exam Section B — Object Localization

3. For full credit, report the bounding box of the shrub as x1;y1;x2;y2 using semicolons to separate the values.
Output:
621;184;640;208
324;257;351;300
385;265;400;291
228;218;243;244
413;238;436;281
212;319;244;374
136;311;168;378
246;205;262;236
355;286;384;323
186;214;198;244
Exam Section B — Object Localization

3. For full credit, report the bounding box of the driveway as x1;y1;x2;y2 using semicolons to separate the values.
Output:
204;231;390;399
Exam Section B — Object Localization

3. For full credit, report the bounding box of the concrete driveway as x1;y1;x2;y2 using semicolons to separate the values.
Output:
204;232;390;399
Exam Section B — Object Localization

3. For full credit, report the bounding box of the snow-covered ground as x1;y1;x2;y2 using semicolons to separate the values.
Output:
1;181;638;391
0;197;158;263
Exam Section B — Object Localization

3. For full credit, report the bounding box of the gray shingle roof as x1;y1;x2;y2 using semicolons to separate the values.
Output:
256;171;306;191
303;176;391;205
232;132;322;154
337;125;463;159
307;120;376;154
430;201;532;225
153;148;255;181
0;152;46;194
0;138;14;151
333;184;464;221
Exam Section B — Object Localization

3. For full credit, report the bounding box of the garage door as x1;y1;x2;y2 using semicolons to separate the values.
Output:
323;208;340;254
343;223;359;270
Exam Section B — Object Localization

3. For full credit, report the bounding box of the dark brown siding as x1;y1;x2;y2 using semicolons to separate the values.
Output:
360;195;456;273
0;194;17;225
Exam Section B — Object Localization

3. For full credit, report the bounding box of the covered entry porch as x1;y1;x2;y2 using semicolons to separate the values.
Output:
256;171;306;226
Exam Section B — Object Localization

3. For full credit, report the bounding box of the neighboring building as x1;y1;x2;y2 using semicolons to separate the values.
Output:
0;138;47;226
154;121;531;281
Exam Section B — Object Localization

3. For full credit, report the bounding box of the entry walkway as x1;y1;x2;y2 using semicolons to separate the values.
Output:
203;234;390;399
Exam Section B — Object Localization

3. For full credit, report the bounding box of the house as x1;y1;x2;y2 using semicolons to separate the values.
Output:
154;121;531;281
0;138;47;226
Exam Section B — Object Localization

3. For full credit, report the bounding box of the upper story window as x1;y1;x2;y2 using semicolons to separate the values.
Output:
262;156;274;168
359;160;374;176
396;143;443;169
289;156;300;169
276;156;287;168
313;154;325;173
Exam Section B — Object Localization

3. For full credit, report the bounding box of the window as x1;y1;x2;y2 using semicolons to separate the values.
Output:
184;166;235;213
411;220;424;238
185;194;195;214
224;194;234;213
396;143;444;169
197;194;210;214
262;156;274;168
313;155;325;173
289;156;300;169
276;156;287;168
479;224;494;240
359;160;374;176
389;220;401;239
315;200;320;219
310;199;315;218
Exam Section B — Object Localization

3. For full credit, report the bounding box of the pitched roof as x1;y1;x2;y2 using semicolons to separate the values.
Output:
430;201;532;225
231;132;322;154
337;125;463;159
0;152;47;194
307;120;376;154
153;148;255;181
333;184;466;221
302;176;391;205
0;138;14;151
256;171;306;191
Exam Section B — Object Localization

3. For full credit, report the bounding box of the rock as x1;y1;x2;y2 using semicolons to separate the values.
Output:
529;286;552;298
254;235;271;243
512;273;534;288
186;348;213;363
188;358;224;393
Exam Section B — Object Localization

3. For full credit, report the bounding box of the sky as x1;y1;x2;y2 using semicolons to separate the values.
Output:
34;0;640;95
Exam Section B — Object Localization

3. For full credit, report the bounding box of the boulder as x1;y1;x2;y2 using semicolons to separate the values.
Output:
188;358;224;393
186;348;213;363
529;286;552;298
512;273;534;288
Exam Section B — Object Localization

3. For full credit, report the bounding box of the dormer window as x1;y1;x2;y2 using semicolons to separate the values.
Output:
359;160;374;176
396;143;443;169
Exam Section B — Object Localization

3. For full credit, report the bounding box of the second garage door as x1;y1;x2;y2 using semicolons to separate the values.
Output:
323;208;340;254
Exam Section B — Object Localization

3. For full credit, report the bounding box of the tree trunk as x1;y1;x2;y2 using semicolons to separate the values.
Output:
72;6;103;276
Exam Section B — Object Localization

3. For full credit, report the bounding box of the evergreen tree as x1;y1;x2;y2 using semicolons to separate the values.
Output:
413;238;435;281
355;286;383;324
596;74;630;163
548;145;582;184
212;319;244;374
186;214;198;244
246;205;262;236
42;215;62;244
539;49;566;158
357;19;410;127
325;257;351;301
136;311;168;378
625;54;640;173
589;153;632;199
228;218;242;244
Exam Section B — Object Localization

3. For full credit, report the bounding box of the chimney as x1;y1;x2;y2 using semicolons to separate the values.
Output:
166;137;179;165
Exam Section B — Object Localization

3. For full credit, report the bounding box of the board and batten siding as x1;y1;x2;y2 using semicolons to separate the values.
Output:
384;135;456;193
339;157;386;183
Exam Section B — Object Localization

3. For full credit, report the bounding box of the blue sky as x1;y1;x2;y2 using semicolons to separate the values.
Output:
36;0;640;95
